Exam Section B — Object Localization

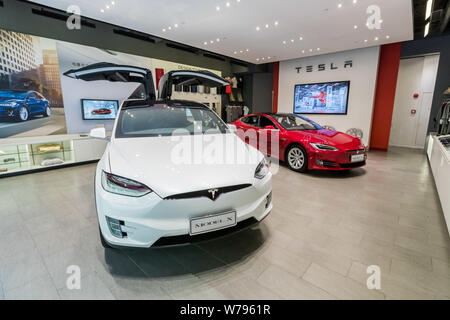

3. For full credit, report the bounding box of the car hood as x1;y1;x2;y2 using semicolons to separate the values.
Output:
0;98;22;103
107;133;263;198
295;129;363;149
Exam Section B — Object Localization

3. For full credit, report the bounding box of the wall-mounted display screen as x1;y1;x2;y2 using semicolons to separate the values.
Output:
293;81;350;115
81;99;119;120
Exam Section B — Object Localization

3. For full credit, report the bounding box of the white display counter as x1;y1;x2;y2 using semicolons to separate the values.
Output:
0;133;108;176
427;134;450;234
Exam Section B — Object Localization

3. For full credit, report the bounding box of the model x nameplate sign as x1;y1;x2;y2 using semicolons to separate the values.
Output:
295;60;353;73
190;211;237;235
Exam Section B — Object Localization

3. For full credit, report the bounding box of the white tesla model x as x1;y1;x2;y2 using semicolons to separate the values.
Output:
64;63;272;248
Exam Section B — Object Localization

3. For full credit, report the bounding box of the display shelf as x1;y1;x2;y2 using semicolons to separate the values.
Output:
0;134;107;177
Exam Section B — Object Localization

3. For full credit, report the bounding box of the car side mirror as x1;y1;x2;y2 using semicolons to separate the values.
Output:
264;125;276;130
90;127;106;139
228;124;237;133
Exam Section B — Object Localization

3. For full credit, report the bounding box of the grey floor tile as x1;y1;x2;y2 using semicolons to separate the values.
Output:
5;274;60;300
58;273;115;300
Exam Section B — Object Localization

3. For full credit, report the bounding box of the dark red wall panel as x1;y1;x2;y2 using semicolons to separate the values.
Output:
272;61;280;113
369;43;402;150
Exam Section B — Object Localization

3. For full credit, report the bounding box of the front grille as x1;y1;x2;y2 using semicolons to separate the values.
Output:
152;217;258;247
322;160;338;167
340;161;366;168
345;149;365;153
164;184;252;201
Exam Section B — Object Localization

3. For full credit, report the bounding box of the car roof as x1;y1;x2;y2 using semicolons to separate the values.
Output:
0;89;31;93
121;98;211;110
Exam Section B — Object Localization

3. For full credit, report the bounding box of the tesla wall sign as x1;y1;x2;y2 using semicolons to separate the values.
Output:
295;60;353;73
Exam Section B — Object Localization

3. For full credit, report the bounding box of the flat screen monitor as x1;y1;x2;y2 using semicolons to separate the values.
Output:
81;99;119;120
293;81;350;115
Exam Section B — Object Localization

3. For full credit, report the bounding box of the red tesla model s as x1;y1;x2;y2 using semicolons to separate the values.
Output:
232;113;366;172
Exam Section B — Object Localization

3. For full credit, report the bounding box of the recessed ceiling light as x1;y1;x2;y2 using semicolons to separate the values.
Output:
216;6;220;11
353;0;357;3
338;3;342;8
237;0;241;2
246;49;249;52
234;51;237;54
302;50;305;53
386;35;390;39
274;21;279;26
240;50;243;53
168;26;172;30
100;9;104;12
283;40;286;44
317;48;320;51
309;49;313;52
262;57;265;60
111;1;115;5
265;24;269;28
216;38;220;42
256;58;259;61
379;19;383;23
374;36;379;41
256;26;260;31
364;39;368;42
106;5;110;9
267;57;271;59
299;36;303;40
210;40;214;43
204;42;208;45
291;39;294;42
354;25;358;29
162;28;166;32
226;2;230;7
174;24;178;28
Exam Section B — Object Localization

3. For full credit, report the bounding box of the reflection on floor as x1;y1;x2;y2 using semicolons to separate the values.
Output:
0;147;449;299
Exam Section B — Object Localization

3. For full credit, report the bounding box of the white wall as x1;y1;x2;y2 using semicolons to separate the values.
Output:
277;47;380;146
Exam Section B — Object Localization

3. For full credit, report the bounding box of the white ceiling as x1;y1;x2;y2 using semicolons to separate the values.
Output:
33;0;414;64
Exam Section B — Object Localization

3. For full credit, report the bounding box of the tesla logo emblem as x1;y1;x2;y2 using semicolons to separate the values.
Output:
208;189;219;200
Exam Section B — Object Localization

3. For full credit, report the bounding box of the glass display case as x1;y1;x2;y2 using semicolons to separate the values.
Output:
0;134;107;177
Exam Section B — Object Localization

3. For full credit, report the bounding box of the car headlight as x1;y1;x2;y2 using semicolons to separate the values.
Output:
101;171;152;197
0;102;17;107
310;143;339;151
255;158;270;179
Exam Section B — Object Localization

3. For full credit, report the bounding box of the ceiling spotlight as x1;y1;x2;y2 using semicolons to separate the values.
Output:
226;2;230;7
299;36;303;40
210;40;214;43
386;35;390;39
379;19;383;23
216;6;220;11
302;50;305;53
262;57;265;60
234;51;237;54
283;40;286;44
317;48;320;51
354;25;358;29
353;0;357;3
309;49;313;52
256;58;259;61
364;39;368;42
274;21;279;26
237;0;241;2
291;39;294;42
204;42;208;45
240;50;243;53
246;49;249;52
168;26;172;30
100;9;104;12
106;5;110;9
338;3;342;8
374;36;379;41
267;57;271;59
174;24;178;28
111;1;115;5
216;38;220;42
265;24;269;28
162;28;166;32
256;26;260;31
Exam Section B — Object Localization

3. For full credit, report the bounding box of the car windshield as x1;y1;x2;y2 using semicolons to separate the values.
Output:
274;114;322;131
116;104;228;137
0;91;27;99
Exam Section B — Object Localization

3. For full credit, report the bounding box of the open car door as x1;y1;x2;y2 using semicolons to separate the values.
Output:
158;70;230;100
63;62;156;102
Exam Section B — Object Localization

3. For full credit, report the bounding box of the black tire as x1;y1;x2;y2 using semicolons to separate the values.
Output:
99;227;113;249
285;144;308;172
43;106;51;117
17;105;29;122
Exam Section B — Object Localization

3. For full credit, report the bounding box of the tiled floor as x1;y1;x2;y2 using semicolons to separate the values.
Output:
0;147;449;299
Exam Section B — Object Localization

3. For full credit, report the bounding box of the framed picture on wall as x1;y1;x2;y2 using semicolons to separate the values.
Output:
293;81;350;115
81;99;119;120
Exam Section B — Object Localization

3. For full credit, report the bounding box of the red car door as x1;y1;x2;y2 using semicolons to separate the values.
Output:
258;115;280;157
235;115;259;149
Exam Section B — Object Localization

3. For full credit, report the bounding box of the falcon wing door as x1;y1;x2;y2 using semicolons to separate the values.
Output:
63;62;156;101
158;70;230;100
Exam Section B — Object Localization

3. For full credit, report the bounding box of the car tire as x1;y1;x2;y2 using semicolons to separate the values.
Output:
286;144;308;172
99;227;113;249
17;105;29;122
43;106;51;117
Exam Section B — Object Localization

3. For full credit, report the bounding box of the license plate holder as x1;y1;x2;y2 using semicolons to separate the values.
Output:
351;154;365;163
190;211;237;235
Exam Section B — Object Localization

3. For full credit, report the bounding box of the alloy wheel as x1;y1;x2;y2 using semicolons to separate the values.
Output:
288;147;304;170
19;107;28;121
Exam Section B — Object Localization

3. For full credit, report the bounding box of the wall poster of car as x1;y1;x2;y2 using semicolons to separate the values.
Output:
81;99;119;120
